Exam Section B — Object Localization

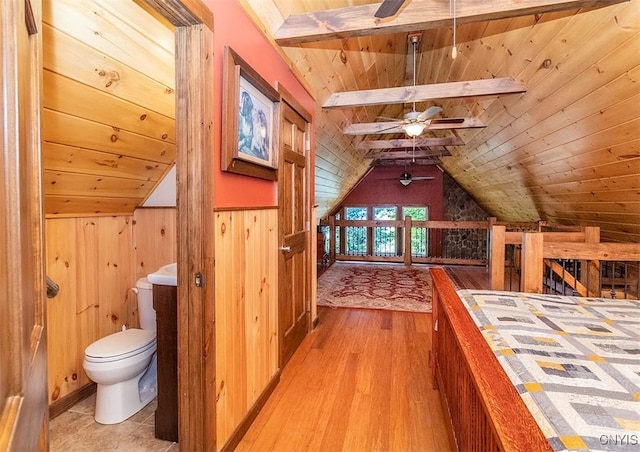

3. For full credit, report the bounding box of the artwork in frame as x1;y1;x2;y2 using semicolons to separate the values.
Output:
222;46;280;181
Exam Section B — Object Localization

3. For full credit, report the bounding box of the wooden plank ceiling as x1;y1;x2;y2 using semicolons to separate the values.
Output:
42;0;175;216
239;0;640;243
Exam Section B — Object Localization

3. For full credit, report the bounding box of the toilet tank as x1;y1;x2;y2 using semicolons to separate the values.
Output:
135;277;156;332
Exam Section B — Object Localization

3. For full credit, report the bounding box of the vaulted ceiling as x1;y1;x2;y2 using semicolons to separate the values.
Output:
239;0;640;243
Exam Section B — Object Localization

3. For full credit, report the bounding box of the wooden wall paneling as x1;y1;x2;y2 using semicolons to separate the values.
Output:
42;109;175;164
360;36;381;89
43;171;153;199
508;8;632;153
215;209;278;450
244;209;279;400
314;139;359;179
528;140;639;181
74;217;100;390
440;4;633;233
41;0;176;218
484;93;639;176
43;0;175;89
42;25;173;118
45;215;136;404
133;208;177;280
43;142;169;182
46;219;83;403
45;196;143;217
444;21;492;84
96;216;135;338
43;70;176;144
449;5;626;163
214;211;240;445
533;188;640;204
236;0;285;33
77;0;174;55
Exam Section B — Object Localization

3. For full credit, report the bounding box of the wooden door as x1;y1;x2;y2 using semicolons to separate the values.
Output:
278;92;311;367
0;0;49;449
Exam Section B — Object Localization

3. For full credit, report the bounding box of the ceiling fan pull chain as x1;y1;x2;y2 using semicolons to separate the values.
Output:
412;136;416;163
451;0;458;59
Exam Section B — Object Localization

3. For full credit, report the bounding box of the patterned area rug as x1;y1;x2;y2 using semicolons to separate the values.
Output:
317;262;432;313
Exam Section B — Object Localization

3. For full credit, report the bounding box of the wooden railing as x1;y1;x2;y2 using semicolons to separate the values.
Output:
430;268;551;452
489;225;640;298
325;216;495;266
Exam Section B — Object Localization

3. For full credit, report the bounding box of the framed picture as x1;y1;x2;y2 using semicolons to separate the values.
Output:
222;46;280;180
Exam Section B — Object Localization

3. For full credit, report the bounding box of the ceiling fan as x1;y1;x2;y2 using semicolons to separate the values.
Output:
384;137;437;186
399;171;434;186
375;34;465;137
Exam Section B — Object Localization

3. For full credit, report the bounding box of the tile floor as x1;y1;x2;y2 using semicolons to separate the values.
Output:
49;394;177;451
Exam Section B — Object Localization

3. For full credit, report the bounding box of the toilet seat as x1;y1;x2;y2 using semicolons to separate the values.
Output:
85;329;156;363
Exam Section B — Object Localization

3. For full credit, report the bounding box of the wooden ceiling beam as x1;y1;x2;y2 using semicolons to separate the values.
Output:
323;77;525;109
274;0;627;45
365;148;452;160
344;117;485;135
358;137;464;150
373;158;441;166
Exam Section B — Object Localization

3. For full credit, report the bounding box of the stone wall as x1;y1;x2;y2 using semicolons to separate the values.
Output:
442;173;490;260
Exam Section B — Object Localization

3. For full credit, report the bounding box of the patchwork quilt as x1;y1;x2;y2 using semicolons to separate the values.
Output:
457;290;640;451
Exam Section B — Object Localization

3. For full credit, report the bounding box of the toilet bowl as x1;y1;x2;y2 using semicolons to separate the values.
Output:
83;277;158;424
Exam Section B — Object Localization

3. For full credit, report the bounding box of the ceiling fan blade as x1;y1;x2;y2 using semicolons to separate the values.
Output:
412;176;435;181
375;123;407;134
417;106;443;121
376;115;402;121
374;0;407;18
430;117;465;124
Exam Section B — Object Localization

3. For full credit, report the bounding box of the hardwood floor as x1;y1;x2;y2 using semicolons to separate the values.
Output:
443;265;493;290
237;308;452;451
236;264;491;452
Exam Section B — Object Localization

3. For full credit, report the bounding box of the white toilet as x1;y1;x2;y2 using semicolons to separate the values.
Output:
83;277;158;424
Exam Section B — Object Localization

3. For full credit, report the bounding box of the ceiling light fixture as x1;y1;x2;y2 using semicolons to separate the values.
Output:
403;119;427;137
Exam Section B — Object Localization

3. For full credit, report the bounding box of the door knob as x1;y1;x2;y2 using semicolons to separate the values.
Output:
280;246;291;252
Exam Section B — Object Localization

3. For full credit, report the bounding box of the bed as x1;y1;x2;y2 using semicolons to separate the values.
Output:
430;268;640;451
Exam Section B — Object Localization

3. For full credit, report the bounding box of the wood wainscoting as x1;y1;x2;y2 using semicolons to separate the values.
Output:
45;208;176;413
214;207;280;451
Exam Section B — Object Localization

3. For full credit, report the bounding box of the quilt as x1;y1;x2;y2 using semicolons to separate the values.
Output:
457;290;640;451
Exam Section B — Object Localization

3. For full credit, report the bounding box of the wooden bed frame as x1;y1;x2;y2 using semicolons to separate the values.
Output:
430;268;552;451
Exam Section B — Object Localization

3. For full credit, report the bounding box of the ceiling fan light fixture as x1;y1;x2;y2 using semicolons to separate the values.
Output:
403;122;426;137
400;172;412;186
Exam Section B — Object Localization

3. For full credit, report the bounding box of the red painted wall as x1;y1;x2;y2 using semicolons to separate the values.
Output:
206;0;315;208
337;166;444;220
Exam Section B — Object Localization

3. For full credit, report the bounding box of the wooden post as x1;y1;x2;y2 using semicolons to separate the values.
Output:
583;226;600;296
329;215;336;263
404;216;412;266
489;225;506;290
521;232;544;293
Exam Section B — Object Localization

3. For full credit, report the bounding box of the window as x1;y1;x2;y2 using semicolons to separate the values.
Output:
373;206;397;256
344;207;367;255
338;205;429;259
334;211;341;254
403;206;428;257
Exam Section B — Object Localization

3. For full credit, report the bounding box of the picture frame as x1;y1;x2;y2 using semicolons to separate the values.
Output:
222;46;280;181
